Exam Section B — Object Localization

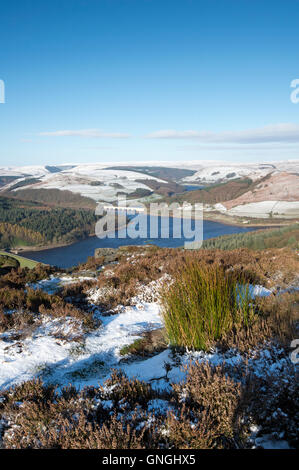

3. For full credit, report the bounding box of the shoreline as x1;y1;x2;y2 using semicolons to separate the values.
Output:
11;218;130;253
11;213;296;254
199;211;297;228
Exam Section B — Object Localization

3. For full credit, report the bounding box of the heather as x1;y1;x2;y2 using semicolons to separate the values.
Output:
0;245;298;449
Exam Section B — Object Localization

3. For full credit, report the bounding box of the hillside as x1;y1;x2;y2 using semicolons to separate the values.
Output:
1;162;299;223
182;163;275;184
1;161;298;206
160;171;299;220
106;165;196;182
0;165;168;203
223;172;299;209
161;178;254;205
0;195;99;249
216;172;299;219
202;223;299;250
4;187;96;210
0;245;298;449
136;178;187;196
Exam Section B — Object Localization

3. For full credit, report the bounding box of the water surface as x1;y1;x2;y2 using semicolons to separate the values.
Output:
24;216;258;268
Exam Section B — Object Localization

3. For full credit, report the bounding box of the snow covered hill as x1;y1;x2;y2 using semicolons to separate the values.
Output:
182;162;285;184
0;164;166;202
1;161;298;214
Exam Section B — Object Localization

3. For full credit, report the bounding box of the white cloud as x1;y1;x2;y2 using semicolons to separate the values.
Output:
176;143;299;151
38;129;130;138
145;123;299;144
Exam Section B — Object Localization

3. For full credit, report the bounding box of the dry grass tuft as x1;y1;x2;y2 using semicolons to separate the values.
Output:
161;261;254;351
119;329;167;358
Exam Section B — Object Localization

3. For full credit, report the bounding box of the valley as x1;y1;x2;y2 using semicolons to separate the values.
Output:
0;163;298;450
0;161;298;252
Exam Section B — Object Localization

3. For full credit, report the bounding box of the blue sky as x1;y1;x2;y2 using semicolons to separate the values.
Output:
0;0;299;166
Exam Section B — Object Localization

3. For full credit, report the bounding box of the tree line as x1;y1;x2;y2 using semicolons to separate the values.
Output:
0;195;98;248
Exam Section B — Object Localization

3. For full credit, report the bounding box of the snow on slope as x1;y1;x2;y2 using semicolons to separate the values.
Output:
1;160;298;181
226;201;299;218
0;291;281;392
28;274;97;295
0;165;50;178
2;161;299;207
182;160;299;183
0;301;163;390
224;172;299;208
0;270;272;392
183;163;275;183
6;165;167;202
0;268;296;449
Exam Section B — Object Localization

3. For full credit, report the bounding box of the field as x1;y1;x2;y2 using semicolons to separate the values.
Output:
0;250;39;269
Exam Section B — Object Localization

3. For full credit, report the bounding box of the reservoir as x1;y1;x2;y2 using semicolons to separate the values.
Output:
24;216;258;268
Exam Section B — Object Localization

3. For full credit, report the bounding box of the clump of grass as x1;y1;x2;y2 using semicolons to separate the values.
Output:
119;329;167;358
68;358;105;380
119;338;145;356
161;261;254;351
